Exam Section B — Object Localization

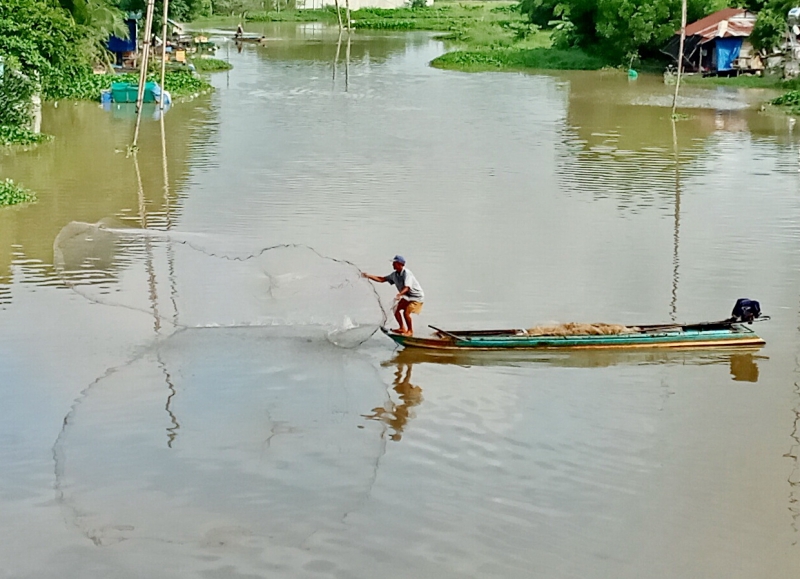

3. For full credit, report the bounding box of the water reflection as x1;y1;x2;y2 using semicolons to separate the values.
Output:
0;96;217;304
53;330;388;547
557;73;799;212
789;375;800;544
222;23;421;64
364;361;424;441
729;352;760;382
388;346;763;379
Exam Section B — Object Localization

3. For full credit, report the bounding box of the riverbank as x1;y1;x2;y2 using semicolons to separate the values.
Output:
0;69;213;148
197;3;604;72
678;74;800;114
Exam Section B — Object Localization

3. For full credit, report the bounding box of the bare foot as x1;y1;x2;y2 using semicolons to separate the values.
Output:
392;328;406;334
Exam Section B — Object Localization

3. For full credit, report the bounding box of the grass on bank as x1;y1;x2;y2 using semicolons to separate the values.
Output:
0;179;36;207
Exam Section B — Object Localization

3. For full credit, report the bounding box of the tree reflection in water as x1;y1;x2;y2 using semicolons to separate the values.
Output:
364;363;424;441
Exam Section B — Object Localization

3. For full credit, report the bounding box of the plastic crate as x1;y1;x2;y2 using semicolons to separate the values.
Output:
110;81;157;103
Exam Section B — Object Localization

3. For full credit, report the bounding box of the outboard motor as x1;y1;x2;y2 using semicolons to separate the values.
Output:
731;298;761;323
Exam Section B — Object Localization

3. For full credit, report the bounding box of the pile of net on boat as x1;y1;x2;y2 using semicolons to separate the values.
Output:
524;322;639;336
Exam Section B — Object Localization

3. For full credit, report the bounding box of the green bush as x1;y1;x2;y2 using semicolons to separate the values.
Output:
0;64;36;128
0;178;37;206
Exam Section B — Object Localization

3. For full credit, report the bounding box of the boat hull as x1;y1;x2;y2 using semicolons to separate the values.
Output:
381;325;765;351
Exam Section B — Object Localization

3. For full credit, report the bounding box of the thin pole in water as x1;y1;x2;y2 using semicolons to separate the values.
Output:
334;0;343;30
159;0;170;111
133;0;157;147
671;0;688;116
345;31;350;92
333;29;342;85
670;119;681;322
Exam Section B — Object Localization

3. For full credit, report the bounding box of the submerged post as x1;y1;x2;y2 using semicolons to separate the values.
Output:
671;0;688;116
133;0;157;147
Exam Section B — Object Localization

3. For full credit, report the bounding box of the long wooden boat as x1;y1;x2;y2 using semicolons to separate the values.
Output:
382;320;765;351
233;34;267;44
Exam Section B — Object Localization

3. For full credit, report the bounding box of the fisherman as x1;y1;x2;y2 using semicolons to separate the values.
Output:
235;23;244;38
362;255;424;336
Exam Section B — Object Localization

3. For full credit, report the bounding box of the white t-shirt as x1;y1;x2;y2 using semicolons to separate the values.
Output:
384;268;424;302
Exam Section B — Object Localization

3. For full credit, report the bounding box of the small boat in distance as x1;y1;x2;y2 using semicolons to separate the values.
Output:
382;300;767;352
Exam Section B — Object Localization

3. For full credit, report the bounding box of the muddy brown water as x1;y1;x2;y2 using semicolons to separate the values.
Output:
2;25;800;578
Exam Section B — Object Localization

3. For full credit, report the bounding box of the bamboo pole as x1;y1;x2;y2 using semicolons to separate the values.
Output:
133;0;157;147
334;0;343;30
671;0;688;117
670;118;681;322
345;0;351;31
159;0;170;111
333;29;342;84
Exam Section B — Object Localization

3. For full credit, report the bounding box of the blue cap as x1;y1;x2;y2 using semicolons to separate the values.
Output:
392;255;406;264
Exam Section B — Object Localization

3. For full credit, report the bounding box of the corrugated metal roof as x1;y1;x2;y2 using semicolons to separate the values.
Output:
681;8;757;41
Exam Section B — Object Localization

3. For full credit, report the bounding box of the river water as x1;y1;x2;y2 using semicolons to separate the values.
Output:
2;24;800;578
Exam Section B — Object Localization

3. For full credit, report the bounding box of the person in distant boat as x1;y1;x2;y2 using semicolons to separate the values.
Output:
362;255;424;336
235;23;244;38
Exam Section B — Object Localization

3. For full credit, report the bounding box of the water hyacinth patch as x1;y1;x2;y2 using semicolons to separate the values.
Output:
0;179;37;207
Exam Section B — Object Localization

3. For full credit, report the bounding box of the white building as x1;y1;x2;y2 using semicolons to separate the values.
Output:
299;0;432;10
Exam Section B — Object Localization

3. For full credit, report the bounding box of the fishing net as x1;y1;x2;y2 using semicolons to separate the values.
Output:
53;328;389;548
53;221;386;347
525;322;637;336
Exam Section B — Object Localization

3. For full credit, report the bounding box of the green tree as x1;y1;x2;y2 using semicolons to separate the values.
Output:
519;0;564;29
119;0;211;21
751;7;785;52
0;0;93;78
522;0;728;61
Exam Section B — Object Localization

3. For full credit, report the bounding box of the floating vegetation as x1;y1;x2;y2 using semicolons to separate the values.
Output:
190;57;233;73
45;69;213;102
0;179;37;207
0;125;51;147
431;47;605;72
771;90;800;114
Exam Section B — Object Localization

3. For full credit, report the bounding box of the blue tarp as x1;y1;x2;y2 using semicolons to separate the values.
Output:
715;37;743;71
107;19;136;54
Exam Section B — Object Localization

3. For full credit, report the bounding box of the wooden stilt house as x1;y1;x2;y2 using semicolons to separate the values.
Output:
662;8;760;76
